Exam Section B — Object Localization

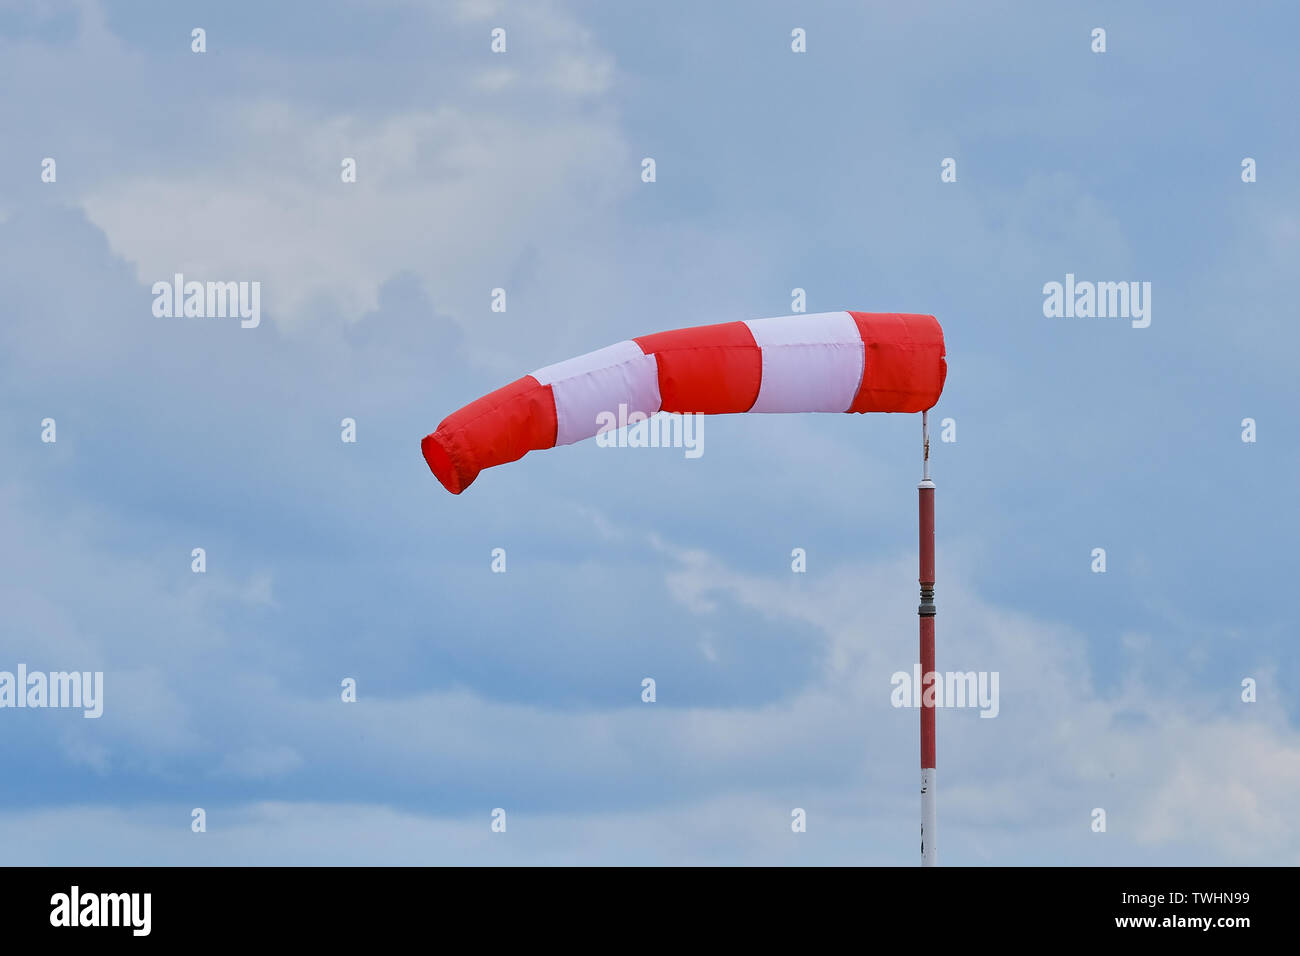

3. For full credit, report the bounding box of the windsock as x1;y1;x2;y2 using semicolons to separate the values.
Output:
422;311;946;493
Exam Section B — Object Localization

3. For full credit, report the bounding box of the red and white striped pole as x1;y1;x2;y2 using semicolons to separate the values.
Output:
919;410;937;866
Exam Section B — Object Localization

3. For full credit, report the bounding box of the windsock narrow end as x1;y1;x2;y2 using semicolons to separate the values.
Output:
422;432;468;494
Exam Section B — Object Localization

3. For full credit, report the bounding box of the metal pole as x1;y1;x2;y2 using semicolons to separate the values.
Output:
919;410;937;866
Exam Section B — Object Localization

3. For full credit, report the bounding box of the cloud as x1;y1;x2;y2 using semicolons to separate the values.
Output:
81;102;630;335
0;797;903;865
8;458;1295;863
62;0;626;352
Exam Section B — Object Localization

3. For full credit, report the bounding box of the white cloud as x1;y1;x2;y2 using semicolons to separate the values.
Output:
0;797;905;865
81;103;629;334
73;0;626;350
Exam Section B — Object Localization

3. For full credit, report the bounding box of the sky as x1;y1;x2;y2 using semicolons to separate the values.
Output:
0;0;1297;865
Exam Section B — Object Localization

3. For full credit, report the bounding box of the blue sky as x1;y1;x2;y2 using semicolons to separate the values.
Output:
0;0;1297;864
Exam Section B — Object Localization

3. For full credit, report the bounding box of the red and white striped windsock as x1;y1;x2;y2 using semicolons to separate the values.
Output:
421;311;947;493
